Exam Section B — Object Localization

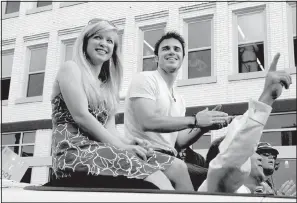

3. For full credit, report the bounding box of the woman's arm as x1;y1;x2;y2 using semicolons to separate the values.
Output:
57;61;126;149
105;115;132;145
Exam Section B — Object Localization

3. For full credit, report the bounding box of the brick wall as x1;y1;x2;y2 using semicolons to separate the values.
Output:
2;1;296;182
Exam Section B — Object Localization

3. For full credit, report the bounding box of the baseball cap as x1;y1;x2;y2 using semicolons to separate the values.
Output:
256;142;279;156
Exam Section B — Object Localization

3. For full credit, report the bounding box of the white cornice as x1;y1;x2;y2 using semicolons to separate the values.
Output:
179;2;216;14
1;38;16;46
23;32;49;42
58;26;84;36
135;10;169;22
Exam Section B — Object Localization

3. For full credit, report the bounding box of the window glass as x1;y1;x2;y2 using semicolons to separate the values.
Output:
36;1;52;7
143;29;164;56
261;131;297;146
23;132;36;144
143;58;157;71
237;12;264;44
1;79;11;100
21;146;34;157
2;133;21;145
27;73;45;97
2;53;13;78
188;49;211;78
29;47;47;72
238;43;265;73
264;113;296;129
188;20;211;49
5;1;20;14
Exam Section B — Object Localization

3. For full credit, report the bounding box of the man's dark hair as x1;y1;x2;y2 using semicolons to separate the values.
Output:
154;31;185;57
205;136;225;168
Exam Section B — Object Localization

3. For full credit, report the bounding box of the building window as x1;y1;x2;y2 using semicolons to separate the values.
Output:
260;112;296;146
5;1;20;14
1;131;36;183
142;26;165;71
1;131;36;157
36;1;52;7
27;45;47;97
118;32;123;53
1;50;14;101
63;39;76;62
236;10;266;73
187;19;212;79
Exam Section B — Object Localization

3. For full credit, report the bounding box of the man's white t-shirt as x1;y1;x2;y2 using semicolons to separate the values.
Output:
124;70;186;156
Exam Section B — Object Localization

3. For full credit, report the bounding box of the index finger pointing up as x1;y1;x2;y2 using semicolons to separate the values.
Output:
269;53;280;72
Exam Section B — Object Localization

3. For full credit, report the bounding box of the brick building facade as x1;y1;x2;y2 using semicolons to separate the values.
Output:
1;1;296;188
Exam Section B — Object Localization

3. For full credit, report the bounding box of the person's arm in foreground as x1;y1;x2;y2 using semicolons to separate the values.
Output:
203;53;292;193
57;61;149;160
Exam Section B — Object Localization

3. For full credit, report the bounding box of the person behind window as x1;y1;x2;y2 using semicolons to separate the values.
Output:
50;18;190;190
239;44;261;73
124;31;231;190
199;53;293;194
257;142;296;196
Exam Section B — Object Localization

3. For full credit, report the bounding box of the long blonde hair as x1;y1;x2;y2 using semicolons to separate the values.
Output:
72;19;123;115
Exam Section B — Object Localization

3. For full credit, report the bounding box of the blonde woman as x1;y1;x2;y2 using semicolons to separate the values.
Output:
50;18;191;190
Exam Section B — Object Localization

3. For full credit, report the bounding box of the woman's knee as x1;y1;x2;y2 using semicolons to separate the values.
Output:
167;158;189;176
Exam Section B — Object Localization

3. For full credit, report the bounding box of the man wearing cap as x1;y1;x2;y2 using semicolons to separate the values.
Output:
257;142;296;196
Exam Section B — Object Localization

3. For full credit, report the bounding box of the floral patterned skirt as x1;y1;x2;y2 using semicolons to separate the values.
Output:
51;123;175;179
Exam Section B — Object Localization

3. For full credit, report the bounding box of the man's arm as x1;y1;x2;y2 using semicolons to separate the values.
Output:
201;53;292;193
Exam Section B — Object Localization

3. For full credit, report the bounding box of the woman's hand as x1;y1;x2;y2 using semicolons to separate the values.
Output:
131;137;153;150
123;145;148;161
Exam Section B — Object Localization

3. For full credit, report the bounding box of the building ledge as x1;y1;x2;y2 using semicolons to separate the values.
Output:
15;96;43;104
228;71;266;81
59;2;86;8
2;12;19;20
177;76;217;87
286;67;296;74
26;5;52;15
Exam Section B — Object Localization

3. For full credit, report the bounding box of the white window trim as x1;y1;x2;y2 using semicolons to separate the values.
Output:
2;49;15;106
26;2;52;15
229;5;268;81
1;1;20;19
15;43;48;104
178;15;216;87
287;3;296;74
137;23;167;72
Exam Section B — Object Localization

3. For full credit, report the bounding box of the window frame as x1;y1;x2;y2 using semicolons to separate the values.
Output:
2;131;36;183
229;5;268;81
1;131;36;157
61;38;77;63
178;14;216;87
1;49;14;105
138;23;167;72
26;1;52;15
287;2;296;74
1;1;20;19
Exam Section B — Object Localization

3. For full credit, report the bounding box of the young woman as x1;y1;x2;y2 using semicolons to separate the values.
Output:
50;18;192;190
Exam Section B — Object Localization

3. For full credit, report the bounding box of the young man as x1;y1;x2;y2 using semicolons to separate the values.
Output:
257;142;296;196
124;32;230;190
199;53;293;194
